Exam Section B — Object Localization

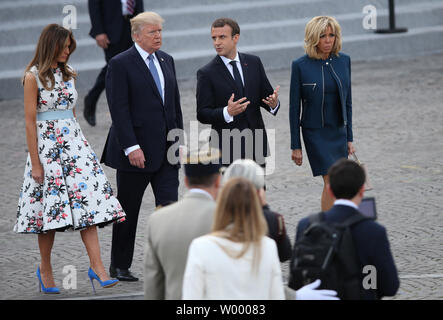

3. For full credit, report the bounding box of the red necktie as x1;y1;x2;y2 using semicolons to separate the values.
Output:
127;0;135;15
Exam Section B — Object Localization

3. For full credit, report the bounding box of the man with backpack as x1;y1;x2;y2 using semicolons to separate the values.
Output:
290;158;399;299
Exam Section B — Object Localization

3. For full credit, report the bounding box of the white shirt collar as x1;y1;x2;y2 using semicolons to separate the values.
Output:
189;188;214;200
135;42;156;62
219;51;240;67
334;199;359;210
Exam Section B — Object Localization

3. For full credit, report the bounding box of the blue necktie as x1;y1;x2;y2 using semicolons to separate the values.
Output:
147;54;163;101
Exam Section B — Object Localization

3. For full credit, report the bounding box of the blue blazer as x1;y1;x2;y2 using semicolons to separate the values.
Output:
289;53;353;150
101;45;184;173
296;205;400;299
88;0;144;44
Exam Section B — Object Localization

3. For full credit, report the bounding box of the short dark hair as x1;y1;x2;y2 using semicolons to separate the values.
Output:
328;158;365;199
187;173;220;188
211;18;240;36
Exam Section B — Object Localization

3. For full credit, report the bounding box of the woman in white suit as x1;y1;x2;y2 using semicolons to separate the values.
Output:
182;177;285;300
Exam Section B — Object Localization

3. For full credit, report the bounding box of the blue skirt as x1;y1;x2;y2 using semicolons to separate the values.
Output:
302;125;348;177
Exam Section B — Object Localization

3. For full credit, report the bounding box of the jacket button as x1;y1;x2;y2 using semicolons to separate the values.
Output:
326;62;329;65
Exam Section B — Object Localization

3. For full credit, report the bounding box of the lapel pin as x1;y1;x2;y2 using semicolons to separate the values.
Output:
161;58;164;62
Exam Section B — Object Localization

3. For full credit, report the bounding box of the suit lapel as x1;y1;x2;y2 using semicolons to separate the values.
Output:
239;53;251;98
238;52;253;120
215;56;240;96
130;46;164;104
156;51;170;106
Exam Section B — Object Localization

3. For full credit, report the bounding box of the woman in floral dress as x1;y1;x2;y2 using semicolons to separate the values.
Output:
15;24;126;293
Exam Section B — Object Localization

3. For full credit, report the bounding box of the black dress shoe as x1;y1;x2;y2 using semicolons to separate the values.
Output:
109;266;139;282
83;95;96;126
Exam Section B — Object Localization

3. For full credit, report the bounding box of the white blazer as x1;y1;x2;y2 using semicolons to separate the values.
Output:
182;235;285;300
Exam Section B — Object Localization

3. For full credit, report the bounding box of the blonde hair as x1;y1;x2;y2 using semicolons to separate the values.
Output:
222;159;265;190
23;24;76;90
130;11;165;39
304;16;342;59
212;177;267;273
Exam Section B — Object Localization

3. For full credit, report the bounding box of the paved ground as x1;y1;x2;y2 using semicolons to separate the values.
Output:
1;53;442;300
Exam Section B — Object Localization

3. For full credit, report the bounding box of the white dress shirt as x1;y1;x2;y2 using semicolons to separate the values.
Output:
120;0;132;16
182;235;285;300
219;52;279;123
188;188;214;200
334;199;359;210
124;43;166;156
134;42;165;101
220;53;245;87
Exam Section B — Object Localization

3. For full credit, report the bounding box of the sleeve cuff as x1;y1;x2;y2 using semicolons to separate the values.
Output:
124;145;141;156
270;100;280;114
223;106;234;123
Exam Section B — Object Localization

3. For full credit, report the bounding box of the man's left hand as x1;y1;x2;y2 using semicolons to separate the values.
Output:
262;85;280;109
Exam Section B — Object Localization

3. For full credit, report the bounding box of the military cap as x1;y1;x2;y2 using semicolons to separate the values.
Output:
180;146;222;177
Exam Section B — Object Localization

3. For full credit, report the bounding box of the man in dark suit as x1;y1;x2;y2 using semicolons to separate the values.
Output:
84;0;144;126
196;18;280;166
102;11;184;281
295;159;399;299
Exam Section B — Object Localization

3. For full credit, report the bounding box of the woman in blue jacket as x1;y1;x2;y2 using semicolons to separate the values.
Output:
289;16;355;211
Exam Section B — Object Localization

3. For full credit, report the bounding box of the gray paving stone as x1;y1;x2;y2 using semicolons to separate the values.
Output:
1;53;443;300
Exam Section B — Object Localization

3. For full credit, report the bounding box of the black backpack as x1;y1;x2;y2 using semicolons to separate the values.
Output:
288;211;369;300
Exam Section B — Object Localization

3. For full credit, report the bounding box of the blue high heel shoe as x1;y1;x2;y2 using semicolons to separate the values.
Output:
36;267;60;294
88;267;119;294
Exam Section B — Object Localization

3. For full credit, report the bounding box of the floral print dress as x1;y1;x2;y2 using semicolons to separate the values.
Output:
14;66;126;233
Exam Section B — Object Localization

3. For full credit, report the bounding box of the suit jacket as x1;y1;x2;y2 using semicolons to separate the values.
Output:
296;204;400;299
289;53;353;150
143;191;216;300
196;53;278;163
102;45;184;172
263;205;292;262
88;0;144;44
